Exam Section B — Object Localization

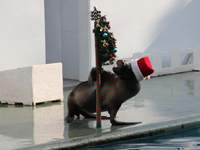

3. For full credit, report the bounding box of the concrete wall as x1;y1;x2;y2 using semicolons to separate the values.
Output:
0;0;199;81
45;0;62;64
46;0;200;81
45;0;91;81
90;0;200;61
0;0;46;71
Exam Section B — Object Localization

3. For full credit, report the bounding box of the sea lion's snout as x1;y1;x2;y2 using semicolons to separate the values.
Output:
112;66;120;72
112;59;124;73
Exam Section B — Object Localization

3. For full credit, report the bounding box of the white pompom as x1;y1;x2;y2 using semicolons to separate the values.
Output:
144;75;150;80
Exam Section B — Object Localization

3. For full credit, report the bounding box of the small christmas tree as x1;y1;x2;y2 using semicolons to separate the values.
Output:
92;15;117;68
90;7;117;128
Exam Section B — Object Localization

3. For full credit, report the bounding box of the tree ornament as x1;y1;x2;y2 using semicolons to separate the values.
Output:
100;26;108;32
100;27;103;32
90;7;101;20
107;24;111;28
111;35;115;39
109;60;114;64
113;47;117;53
110;56;115;61
103;33;108;38
101;40;108;47
96;19;101;28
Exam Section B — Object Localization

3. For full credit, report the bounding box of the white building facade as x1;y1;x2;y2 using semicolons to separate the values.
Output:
0;0;46;71
0;0;200;81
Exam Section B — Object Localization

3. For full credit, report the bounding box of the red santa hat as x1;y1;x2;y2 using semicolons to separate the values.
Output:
131;57;154;81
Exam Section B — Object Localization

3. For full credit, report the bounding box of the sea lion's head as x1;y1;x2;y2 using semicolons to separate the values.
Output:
112;60;136;80
113;57;154;81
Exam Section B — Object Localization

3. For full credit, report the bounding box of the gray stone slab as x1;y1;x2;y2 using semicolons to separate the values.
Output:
1;71;200;150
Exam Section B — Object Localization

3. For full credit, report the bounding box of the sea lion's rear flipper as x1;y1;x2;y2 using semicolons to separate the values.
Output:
111;120;142;126
80;110;96;118
80;110;110;119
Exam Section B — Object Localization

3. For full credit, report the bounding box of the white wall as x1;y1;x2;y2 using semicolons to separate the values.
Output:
0;0;46;71
77;0;92;81
45;0;62;64
59;0;80;80
45;0;91;81
45;0;200;81
90;0;200;62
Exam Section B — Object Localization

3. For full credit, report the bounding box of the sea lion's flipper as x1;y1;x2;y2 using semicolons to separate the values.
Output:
80;110;110;119
88;67;96;85
80;110;96;118
108;105;141;126
65;92;80;123
65;112;75;123
111;120;141;126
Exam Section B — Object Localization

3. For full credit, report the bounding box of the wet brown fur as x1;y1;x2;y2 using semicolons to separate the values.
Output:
65;60;142;125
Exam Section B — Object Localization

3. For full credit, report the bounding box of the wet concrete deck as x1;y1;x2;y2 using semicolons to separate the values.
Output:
1;71;200;150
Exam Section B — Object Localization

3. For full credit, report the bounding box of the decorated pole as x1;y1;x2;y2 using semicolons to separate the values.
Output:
90;7;117;128
90;6;102;128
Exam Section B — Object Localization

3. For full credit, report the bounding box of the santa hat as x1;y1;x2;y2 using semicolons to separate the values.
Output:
131;57;154;81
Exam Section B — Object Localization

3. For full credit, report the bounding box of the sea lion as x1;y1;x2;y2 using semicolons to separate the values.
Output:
65;57;154;125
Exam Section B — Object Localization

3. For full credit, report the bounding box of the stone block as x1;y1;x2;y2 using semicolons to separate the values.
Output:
0;63;63;105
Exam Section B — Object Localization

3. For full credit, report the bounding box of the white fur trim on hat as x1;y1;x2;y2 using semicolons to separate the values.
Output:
131;59;144;81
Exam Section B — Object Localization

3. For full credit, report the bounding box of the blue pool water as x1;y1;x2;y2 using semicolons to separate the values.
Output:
82;126;200;150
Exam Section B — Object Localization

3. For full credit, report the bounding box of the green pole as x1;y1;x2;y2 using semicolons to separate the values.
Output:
95;22;102;128
91;7;102;128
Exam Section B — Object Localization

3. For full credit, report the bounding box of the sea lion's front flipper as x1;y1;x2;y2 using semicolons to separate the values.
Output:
88;67;96;85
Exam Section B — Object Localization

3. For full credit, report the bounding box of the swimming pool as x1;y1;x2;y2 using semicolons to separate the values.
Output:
82;126;200;150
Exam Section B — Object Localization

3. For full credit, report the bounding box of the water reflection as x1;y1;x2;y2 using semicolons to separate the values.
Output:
182;79;194;95
64;118;96;138
138;72;200;99
0;101;64;149
33;102;64;144
0;105;34;150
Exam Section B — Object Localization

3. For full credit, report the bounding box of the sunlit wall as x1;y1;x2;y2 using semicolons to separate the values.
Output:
0;0;46;71
45;0;200;81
